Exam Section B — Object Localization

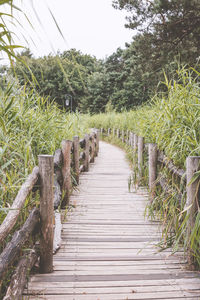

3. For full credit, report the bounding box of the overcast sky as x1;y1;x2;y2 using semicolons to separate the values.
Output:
8;0;134;60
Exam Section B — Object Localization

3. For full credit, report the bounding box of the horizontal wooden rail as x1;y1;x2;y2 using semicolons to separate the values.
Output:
0;167;39;245
0;208;40;281
0;128;100;299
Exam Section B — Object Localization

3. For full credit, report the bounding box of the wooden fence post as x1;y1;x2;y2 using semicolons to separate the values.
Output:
38;155;54;273
108;128;111;136
138;136;144;180
129;132;133;147
121;130;124;143
95;129;100;156
149;143;157;200
90;133;95;163
73;136;79;185
131;132;134;148
61;140;72;207
133;134;138;152
186;156;200;264
84;134;90;171
126;130;129;144
117;128;120;139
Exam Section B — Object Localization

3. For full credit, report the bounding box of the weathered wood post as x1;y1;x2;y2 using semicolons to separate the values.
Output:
149;143;158;200
107;128;111;136
138;136;144;181
117;128;120;139
61;140;72;207
126;130;129;144
73;136;79;185
186;156;200;264
121;130;125;143
129;132;133;147
131;132;134;148
84;134;90;171
133;134;138;152
95;129;100;156
38;155;54;273
90;133;95;163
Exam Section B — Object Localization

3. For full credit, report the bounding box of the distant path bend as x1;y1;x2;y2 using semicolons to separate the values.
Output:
25;141;200;299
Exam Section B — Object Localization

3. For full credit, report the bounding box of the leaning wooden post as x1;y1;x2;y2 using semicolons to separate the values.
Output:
186;156;200;264
38;155;54;273
84;134;90;171
73;136;79;185
138;136;144;181
149;143;158;200
61;140;72;207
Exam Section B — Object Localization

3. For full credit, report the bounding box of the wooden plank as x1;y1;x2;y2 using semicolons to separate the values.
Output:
25;292;200;300
28;278;200;287
24;284;200;295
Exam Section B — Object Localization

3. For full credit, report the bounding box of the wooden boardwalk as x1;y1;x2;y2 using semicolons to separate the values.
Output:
25;141;200;299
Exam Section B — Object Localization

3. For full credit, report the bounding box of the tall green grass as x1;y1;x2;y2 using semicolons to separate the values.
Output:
0;81;89;223
88;67;200;267
89;67;200;167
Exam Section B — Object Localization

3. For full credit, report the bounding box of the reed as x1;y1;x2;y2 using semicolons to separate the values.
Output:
87;67;200;267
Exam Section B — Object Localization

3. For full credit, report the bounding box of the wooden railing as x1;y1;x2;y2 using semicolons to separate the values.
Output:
102;127;200;265
0;129;100;299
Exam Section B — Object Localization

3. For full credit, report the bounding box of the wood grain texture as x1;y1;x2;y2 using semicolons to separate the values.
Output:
3;248;38;300
0;208;39;281
25;142;200;299
73;136;80;184
0;166;39;244
61;140;72;206
39;155;54;273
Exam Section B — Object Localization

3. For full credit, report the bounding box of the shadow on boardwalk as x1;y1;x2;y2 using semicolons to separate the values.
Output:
25;141;200;299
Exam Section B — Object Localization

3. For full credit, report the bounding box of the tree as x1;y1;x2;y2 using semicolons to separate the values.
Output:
13;49;98;111
112;0;200;66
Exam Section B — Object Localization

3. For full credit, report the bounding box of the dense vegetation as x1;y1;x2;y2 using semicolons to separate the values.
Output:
1;0;198;114
88;68;200;266
0;82;89;223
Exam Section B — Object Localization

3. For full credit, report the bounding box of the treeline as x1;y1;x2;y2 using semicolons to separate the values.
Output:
1;0;200;113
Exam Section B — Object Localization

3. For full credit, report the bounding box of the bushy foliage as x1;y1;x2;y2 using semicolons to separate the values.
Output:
12;49;98;112
0;81;89;221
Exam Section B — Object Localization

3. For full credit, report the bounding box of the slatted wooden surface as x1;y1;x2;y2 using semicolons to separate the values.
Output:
25;141;200;299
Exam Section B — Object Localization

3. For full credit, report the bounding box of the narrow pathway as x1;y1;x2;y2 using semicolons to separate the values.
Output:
26;141;200;299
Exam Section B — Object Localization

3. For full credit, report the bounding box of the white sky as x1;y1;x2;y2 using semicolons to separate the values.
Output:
6;0;134;60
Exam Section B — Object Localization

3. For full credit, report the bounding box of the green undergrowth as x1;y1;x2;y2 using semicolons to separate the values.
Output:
88;67;200;268
0;81;89;230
